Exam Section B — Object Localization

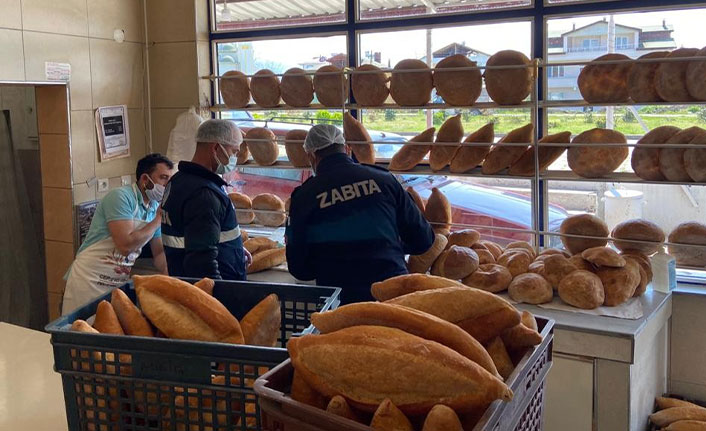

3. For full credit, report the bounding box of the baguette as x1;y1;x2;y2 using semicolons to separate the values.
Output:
422;404;463;431
389;127;435;171
247;247;286;274
429;115;464;172
665;420;706;430
291;370;327;410
193;278;215;295
134;275;244;344
93;300;124;335
244;237;278;255
456;307;522;344
310;302;500;377
111;288;153;337
371;273;465;301
327;395;364;424
424;188;452;233
407;234;448;274
501;322;542;351
371;399;414;431
657;397;705;410
651;407;706;428
240;294;281;347
449;123;495;174
288;325;512;415
485;337;514;380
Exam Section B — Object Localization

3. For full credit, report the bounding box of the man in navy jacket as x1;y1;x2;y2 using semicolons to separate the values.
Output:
285;124;435;304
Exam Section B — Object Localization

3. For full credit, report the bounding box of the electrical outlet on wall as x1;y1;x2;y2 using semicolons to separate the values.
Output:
97;178;109;192
121;175;131;186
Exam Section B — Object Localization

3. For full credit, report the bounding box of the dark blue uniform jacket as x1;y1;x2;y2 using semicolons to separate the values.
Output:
285;153;434;304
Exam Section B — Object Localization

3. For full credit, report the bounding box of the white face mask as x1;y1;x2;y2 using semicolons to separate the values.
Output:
215;144;237;175
145;177;165;203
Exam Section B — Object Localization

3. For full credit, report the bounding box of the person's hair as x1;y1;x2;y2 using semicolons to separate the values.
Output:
136;153;173;181
314;143;346;158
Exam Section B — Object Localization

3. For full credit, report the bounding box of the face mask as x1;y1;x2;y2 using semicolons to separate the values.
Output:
145;177;165;203
215;144;237;175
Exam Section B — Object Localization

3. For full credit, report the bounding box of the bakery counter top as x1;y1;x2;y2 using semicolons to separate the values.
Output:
0;322;66;431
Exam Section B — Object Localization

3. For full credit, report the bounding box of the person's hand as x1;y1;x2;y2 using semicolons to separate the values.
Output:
244;248;253;267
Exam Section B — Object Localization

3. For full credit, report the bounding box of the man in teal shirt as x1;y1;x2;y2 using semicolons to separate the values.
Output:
61;154;174;315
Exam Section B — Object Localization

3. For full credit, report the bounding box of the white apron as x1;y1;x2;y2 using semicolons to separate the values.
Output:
61;204;147;315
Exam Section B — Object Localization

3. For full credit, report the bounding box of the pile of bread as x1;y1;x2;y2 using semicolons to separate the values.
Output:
650;396;706;430
578;48;706;104
288;275;545;430
228;192;287;227
219;50;534;110
68;275;283;429
632;125;706;183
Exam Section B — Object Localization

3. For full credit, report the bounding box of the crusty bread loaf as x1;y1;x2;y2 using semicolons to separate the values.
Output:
280;67;313;107
508;273;553;304
632;126;681;181
193;277;215;295
247;247;286;274
684;132;706;182
628;51;669;103
449;123;495;174
371;273;464;301
291;370;327;409
597;258;640;306
558;270;604;309
462;263;512;293
650;407;706;428
243;237;278;255
664;420;706;431
656;48;700;102
407;234;448;274
245;127;278;166
236;140;249;165
506;241;536;259
578;53;632;103
429;115;464;172
669;222;706;267
582;247;626;268
447;229;481;249
501;324;542;352
424;188;452;232
407;186;425;213
497;249;532;277
539;248;570;258
422;404;464;431
456;307;522;345
560;213;610;255
229;192;255;225
284;129;310;168
660;126;706;182
250;69;280;108
687;46;706;101
433;54;482;106
481;241;504;260
484;50;533;105
288;325;512;415
389;127;435;171
542;254;577;290
327;395;364;423
311;302;500;377
71;319;98;334
314;65;347;107
509;131;571;177
430;245;479;280
134;275;243;344
351;64;389;106
111;288;153;337
390;59;433;106
569;254;597;272
625;255;649;297
612;219;665;254
252;193;286;227
240;294;280;347
472;245;494;265
241;229;249;243
93;300;124;335
343;112;376;165
485;337;514;380
482;123;534;175
371;399;414;431
657;397;705;411
568;128;628;178
220;70;250;108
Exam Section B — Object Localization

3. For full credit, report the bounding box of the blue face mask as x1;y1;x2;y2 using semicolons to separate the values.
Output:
215;144;237;175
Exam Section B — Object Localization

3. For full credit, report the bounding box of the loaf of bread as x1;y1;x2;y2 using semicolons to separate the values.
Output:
569;254;597;272
481;241;504;260
462;263;513;293
541;254;577;290
497;249;532;277
597;258;640;306
578;53;632;103
371;399;414;431
568;128;628;178
407;234;448;274
560;213;610;255
484;50;533;105
482;123;534;175
655;48;700;102
650;407;706;428
508;273;553;305
664;420;706;430
111;288;153;337
657;397;705;411
660;127;706;182
628;51;669;103
291;370;327;409
632;126;680;181
280;67;313;107
229;192;255;225
247;247;286;274
624;255;649;297
538;248;570;258
446;229;481;249
433;54;482;106
250;69;280;108
310;301;500;377
240;294;280;347
457;307;522;345
422;404;464;431
236;140;249;165
252;193;286;227
93;300;124;335
485;337;514;380
343;112;376;165
407;186;425;213
389;127;435;171
558;270;604;309
508;131;571;177
220;70;250;108
449;123;495;174
473;248;495;266
612;219;665;254
424;188;452;233
284;129;310;168
288;325;512;415
582;247;626;268
429;115;464;172
351;64;389;106
684;133;706;182
314;65;347;107
390;59;433;106
371;273;464;301
506;241;536;259
430;246;479;280
193;277;215;295
245;127;278;166
327;395;363;423
669;222;706;267
687;46;706;101
134;275;244;344
243;237;278;255
501;320;542;351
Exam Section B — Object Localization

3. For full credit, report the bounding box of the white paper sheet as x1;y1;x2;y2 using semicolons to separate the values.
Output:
501;293;644;320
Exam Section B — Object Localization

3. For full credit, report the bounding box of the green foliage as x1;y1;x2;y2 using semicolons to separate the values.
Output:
384;109;397;121
315;110;343;122
698;107;706;123
433;111;447;126
622;109;636;123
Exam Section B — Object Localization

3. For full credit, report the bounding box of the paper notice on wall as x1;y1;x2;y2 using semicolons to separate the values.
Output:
95;105;130;161
45;62;71;81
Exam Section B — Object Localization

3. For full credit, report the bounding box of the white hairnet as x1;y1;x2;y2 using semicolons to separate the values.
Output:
304;124;345;153
195;119;242;148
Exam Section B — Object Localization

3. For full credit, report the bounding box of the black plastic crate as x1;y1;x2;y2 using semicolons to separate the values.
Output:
46;279;341;431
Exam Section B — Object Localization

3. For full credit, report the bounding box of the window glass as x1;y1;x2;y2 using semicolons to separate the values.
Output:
358;0;531;21
213;0;346;32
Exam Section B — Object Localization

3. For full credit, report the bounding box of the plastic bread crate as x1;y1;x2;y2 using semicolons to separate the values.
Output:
45;278;341;431
254;317;554;431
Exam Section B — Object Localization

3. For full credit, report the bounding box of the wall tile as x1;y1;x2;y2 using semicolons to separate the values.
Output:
73;181;96;204
95;108;146;178
195;0;210;42
45;240;74;294
22;0;88;36
24;31;92;110
47;292;64;322
39;133;72;188
42;187;74;243
150;108;183;156
35;85;69;134
0;0;22;29
149;42;198;108
146;0;195;43
70;110;96;184
0;29;25;80
90;38;145;109
87;0;144;43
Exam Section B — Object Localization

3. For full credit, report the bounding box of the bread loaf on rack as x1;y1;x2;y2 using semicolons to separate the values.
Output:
245;128;278;166
280;67;314;107
655;48;700;102
351;64;389;106
484;50;533;105
219;70;250;108
449;123;495;174
343;112;376;165
433;54;482;106
482;123;534;175
568;128;628;178
389;59;433;106
631;125;681;181
508;131;571;177
284;129;310;168
314;65;347;107
389;127;435;171
628;51;669;103
429;115;464;172
250;69;280;108
578;53;632;103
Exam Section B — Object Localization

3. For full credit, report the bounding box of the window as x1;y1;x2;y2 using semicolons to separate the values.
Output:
212;0;346;32
616;36;630;50
548;66;565;78
357;0;532;22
